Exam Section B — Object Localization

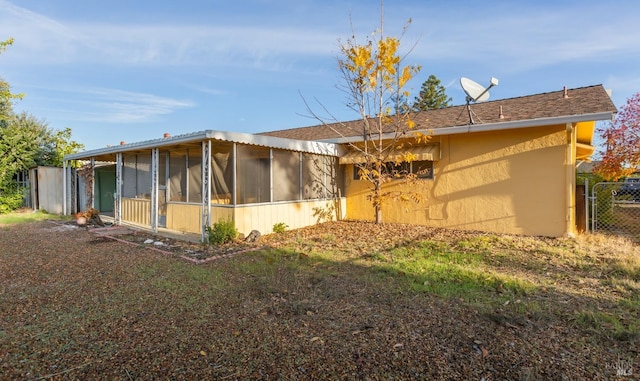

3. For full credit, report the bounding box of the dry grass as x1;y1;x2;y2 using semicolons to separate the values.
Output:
0;219;638;380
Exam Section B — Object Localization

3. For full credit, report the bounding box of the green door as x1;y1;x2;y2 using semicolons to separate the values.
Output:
96;167;116;213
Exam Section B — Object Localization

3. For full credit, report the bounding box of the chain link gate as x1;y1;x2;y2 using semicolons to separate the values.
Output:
587;180;640;242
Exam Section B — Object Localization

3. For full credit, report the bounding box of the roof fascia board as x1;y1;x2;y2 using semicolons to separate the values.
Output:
65;130;344;161
64;131;210;161
319;112;616;144
204;130;344;156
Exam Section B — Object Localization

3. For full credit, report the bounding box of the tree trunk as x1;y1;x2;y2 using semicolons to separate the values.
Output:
374;171;382;224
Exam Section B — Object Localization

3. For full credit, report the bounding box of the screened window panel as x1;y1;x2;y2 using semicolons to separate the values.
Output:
236;145;270;204
273;150;300;202
158;152;167;187
169;153;187;202
188;149;203;203
211;143;233;204
135;154;152;199
324;156;344;198
302;153;325;199
122;155;137;198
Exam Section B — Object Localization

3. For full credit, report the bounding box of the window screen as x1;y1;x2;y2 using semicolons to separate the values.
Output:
169;152;187;202
188;149;202;203
302;153;325;199
122;155;137;198
236;145;270;204
273;150;300;202
324;156;344;198
121;153;152;199
211;143;233;204
135;154;152;199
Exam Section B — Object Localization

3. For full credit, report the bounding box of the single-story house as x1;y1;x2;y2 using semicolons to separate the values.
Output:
63;84;617;240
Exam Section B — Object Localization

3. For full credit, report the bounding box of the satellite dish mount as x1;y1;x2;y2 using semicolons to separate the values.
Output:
460;77;498;124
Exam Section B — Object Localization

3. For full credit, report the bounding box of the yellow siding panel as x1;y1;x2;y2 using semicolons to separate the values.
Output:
166;203;202;233
232;199;346;236
122;198;150;226
211;206;234;224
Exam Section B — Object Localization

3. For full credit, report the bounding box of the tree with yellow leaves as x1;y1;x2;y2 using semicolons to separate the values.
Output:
333;16;426;223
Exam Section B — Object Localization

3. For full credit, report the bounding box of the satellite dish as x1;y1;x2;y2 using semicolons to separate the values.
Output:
460;76;499;124
460;77;498;103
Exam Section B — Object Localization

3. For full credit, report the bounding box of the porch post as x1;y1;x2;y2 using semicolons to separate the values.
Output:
202;140;211;242
62;160;67;215
69;166;76;215
151;148;159;233
115;153;122;225
584;177;589;234
299;152;303;200
90;158;95;209
232;143;237;206
565;123;576;237
269;148;274;202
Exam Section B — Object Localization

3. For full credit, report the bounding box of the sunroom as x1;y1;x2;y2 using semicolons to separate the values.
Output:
63;131;346;241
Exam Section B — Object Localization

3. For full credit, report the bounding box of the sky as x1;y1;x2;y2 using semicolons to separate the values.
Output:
1;0;639;151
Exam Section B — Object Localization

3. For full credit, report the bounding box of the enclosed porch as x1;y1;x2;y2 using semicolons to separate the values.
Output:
63;131;346;241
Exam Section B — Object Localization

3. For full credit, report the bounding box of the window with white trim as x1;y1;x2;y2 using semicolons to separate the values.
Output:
353;160;433;180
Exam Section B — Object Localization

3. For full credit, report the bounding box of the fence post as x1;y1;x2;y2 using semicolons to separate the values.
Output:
591;182;596;232
584;177;589;233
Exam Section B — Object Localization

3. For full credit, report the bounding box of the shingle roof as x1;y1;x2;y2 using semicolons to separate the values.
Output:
259;85;617;141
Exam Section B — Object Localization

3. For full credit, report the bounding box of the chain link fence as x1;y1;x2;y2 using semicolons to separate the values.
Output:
586;180;640;243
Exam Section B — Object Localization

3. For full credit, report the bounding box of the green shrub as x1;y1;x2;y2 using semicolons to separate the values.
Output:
0;185;24;214
273;222;288;234
206;219;238;245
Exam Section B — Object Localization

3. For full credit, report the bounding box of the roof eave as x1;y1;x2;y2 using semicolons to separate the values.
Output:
318;112;616;144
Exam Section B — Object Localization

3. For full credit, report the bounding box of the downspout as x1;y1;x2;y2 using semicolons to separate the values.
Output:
565;123;576;237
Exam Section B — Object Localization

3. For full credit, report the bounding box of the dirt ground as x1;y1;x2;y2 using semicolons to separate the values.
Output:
0;220;638;380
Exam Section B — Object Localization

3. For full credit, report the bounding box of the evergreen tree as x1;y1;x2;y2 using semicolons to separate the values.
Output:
412;74;452;111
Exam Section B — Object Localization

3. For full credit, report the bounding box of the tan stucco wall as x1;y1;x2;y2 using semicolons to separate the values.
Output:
345;125;575;237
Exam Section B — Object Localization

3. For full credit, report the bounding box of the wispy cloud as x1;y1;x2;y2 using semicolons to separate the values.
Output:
82;88;194;123
188;85;228;96
409;3;640;72
0;1;338;71
25;85;194;123
3;0;638;74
